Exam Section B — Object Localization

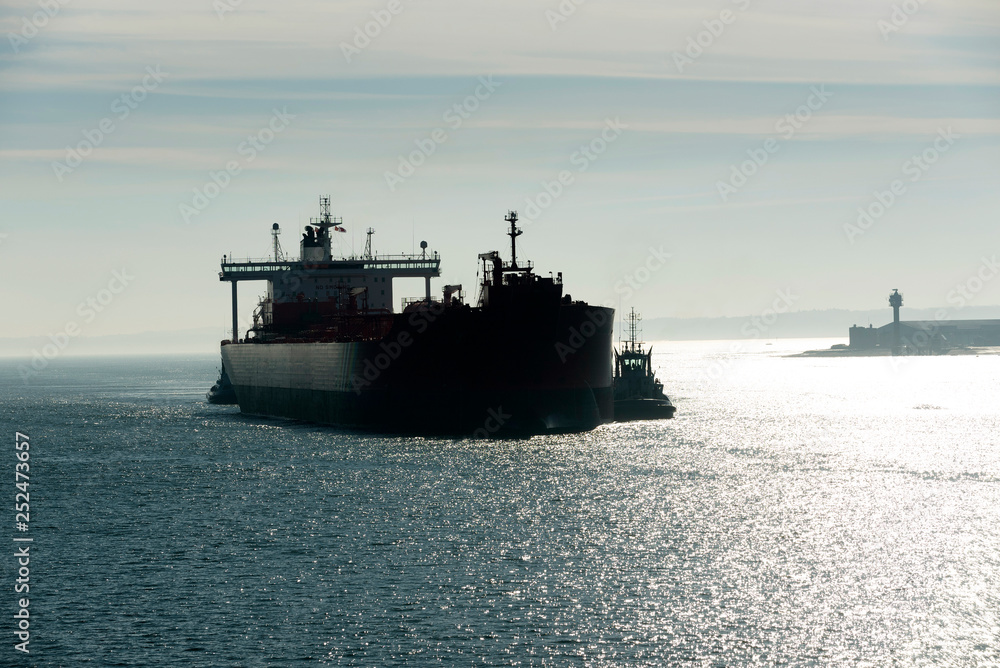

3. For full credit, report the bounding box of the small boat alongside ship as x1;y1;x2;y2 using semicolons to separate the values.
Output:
613;308;676;421
206;361;237;404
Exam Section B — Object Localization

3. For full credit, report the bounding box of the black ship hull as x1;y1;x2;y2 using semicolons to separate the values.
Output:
229;384;609;436
221;303;614;436
613;398;676;422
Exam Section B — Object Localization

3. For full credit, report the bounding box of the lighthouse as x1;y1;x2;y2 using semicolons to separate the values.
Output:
889;289;903;355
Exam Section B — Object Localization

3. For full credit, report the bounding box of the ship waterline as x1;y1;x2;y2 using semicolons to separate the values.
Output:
222;307;615;436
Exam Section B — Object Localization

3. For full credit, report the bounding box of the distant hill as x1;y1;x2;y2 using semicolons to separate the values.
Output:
4;306;1000;358
0;327;222;358
636;306;1000;342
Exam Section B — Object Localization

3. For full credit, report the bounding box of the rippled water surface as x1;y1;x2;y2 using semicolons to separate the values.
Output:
1;341;998;666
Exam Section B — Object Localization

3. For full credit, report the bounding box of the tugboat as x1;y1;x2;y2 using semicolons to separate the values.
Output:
613;308;676;421
206;361;237;404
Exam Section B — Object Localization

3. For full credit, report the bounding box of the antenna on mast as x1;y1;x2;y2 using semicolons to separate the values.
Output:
364;228;375;260
311;195;342;260
271;223;283;261
505;210;522;269
318;196;332;227
627;308;642;353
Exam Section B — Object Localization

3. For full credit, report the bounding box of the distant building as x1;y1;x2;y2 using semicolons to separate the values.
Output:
849;289;1000;354
891;320;1000;351
849;324;878;350
849;320;1000;353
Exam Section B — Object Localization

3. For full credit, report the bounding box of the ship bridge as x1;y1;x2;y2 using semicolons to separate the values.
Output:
219;197;441;343
220;254;441;343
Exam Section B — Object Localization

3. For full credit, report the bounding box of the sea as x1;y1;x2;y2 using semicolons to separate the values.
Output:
1;339;998;666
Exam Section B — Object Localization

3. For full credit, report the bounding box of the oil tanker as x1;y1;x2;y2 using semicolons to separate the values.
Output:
215;198;614;436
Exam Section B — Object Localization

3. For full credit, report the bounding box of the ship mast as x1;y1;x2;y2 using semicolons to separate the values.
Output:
505;211;521;270
317;196;334;232
364;227;375;260
311;195;343;261
626;307;642;353
271;223;284;261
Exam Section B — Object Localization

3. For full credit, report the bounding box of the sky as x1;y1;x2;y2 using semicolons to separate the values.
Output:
1;0;998;342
